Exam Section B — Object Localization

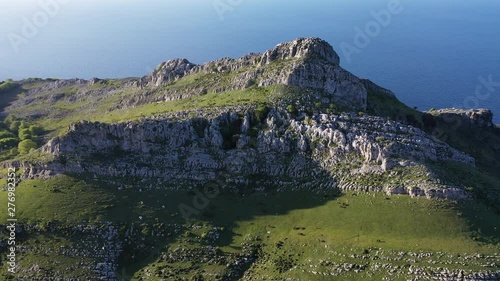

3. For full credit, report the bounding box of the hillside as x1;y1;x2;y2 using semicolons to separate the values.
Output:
0;38;499;280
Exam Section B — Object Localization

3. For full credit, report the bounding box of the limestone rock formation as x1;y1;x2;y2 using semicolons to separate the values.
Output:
140;38;368;109
15;107;472;200
431;108;494;128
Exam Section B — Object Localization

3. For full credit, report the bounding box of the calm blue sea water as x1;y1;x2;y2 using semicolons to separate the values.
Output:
1;0;499;122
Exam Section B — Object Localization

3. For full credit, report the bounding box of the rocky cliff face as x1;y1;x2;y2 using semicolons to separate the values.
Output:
18;107;472;200
431;108;494;128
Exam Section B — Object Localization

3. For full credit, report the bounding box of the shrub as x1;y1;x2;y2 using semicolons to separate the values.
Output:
19;121;29;130
0;130;15;139
286;105;296;114
9;121;21;134
0;137;18;149
18;139;38;155
375;136;385;143
254;105;270;123
19;128;32;140
9;148;19;157
29;125;44;135
0;80;18;93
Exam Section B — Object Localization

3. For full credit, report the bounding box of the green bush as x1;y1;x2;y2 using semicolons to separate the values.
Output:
18;139;38;155
254;105;270;123
9;121;21;134
0;137;19;149
19;121;29;130
286;105;297;114
0;130;15;139
0;80;18;93
29;125;44;135
9;148;19;157
19;128;32;140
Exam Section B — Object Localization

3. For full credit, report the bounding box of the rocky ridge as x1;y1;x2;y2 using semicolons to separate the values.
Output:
12;106;473;200
138;38;368;109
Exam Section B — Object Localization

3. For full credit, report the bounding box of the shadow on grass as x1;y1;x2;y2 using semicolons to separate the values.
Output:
73;174;342;280
456;200;500;245
0;83;22;116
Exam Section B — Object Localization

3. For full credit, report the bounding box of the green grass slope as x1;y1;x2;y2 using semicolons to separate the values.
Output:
0;175;498;279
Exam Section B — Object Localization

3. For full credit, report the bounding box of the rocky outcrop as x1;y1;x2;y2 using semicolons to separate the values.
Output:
141;58;197;87
139;38;368;109
431;108;494;128
260;37;340;65
20;108;473;200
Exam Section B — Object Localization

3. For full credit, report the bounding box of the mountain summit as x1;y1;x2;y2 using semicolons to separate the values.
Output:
0;38;499;280
141;38;368;109
260;37;340;65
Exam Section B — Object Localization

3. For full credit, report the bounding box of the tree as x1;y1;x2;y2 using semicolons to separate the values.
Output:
19;121;29;130
18;139;37;155
0;137;18;149
9;121;21;134
0;130;16;139
18;128;32;140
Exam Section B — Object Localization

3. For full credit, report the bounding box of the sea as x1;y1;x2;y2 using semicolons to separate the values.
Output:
1;0;499;122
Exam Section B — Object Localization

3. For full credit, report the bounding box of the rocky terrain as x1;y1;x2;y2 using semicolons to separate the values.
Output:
0;38;499;280
137;38;366;109
13;107;473;200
